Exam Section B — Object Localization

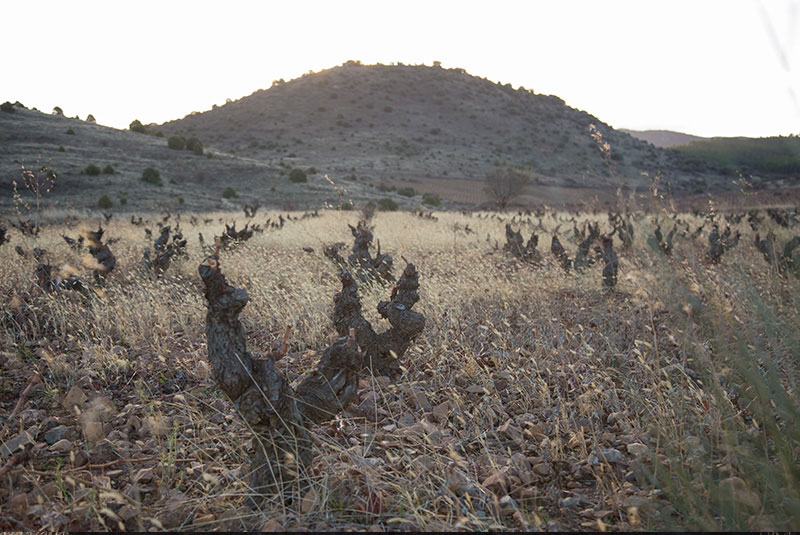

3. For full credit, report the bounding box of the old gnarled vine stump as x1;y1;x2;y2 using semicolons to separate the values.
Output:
199;249;425;505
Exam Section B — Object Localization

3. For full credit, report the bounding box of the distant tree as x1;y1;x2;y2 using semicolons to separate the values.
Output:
377;197;398;211
129;119;146;133
222;186;238;198
141;167;163;186
86;114;96;123
483;167;533;210
185;136;203;155
1;101;15;113
102;164;115;174
167;135;186;150
52;106;64;116
397;187;416;197
97;194;113;209
84;164;101;176
422;193;441;207
289;168;307;183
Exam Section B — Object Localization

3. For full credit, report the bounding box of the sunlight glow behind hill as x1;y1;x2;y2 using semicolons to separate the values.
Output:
3;0;798;138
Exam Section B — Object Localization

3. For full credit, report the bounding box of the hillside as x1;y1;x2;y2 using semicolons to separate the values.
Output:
155;62;730;201
670;135;800;185
620;129;708;148
0;107;378;212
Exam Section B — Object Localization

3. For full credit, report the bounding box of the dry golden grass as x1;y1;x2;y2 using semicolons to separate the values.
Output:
0;208;798;531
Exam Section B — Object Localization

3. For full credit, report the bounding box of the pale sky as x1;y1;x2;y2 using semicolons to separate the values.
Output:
3;0;798;138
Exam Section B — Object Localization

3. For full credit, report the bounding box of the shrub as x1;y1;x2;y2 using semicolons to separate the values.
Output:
119;197;127;206
141;167;163;186
58;145;65;152
167;135;186;150
398;187;416;197
178;196;185;205
97;194;113;209
185;136;203;155
53;106;64;116
339;201;354;210
222;186;238;198
307;167;318;175
129;119;146;133
377;197;398;211
85;164;101;176
66;128;76;135
86;114;96;123
1;101;14;113
102;164;115;174
289;168;307;183
422;192;442;207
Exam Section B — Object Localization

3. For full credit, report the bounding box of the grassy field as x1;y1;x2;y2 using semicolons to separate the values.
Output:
0;206;798;531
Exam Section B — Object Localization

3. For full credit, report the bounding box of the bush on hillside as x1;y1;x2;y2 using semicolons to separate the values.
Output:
167;135;186;150
97;194;113;209
377;197;398;211
141;167;163;186
422;192;442;207
289;168;308;183
84;164;101;176
186;136;203;155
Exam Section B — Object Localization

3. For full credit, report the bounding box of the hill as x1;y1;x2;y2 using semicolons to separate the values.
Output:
620;129;708;148
670;135;800;185
155;62;732;201
0;106;375;213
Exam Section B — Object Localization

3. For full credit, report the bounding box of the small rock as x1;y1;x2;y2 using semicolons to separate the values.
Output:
118;505;138;522
532;462;552;477
627;442;649;458
408;388;432;412
44;425;71;445
593;447;622;463
447;466;472;495
50;439;72;453
72;450;90;468
62;385;87;410
1;429;34;456
397;412;416;427
431;401;450;422
481;470;509;496
8;492;29;516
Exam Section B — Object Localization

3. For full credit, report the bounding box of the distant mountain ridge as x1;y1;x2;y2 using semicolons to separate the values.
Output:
620;129;708;148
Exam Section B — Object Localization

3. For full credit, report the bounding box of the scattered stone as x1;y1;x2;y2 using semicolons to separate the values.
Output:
627;442;649;458
62;385;87;410
50;439;72;453
44;425;71;445
1;430;35;456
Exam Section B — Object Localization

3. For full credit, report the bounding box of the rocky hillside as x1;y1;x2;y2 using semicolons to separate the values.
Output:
156;62;726;196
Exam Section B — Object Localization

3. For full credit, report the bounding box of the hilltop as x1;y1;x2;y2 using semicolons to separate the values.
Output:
155;62;731;202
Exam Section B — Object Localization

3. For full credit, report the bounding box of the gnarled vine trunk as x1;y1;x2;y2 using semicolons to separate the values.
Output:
199;251;425;504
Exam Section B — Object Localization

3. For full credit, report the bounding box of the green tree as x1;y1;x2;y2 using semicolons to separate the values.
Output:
167;135;186;150
377;197;398;211
97;194;113;209
141;167;163;186
85;164;101;176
